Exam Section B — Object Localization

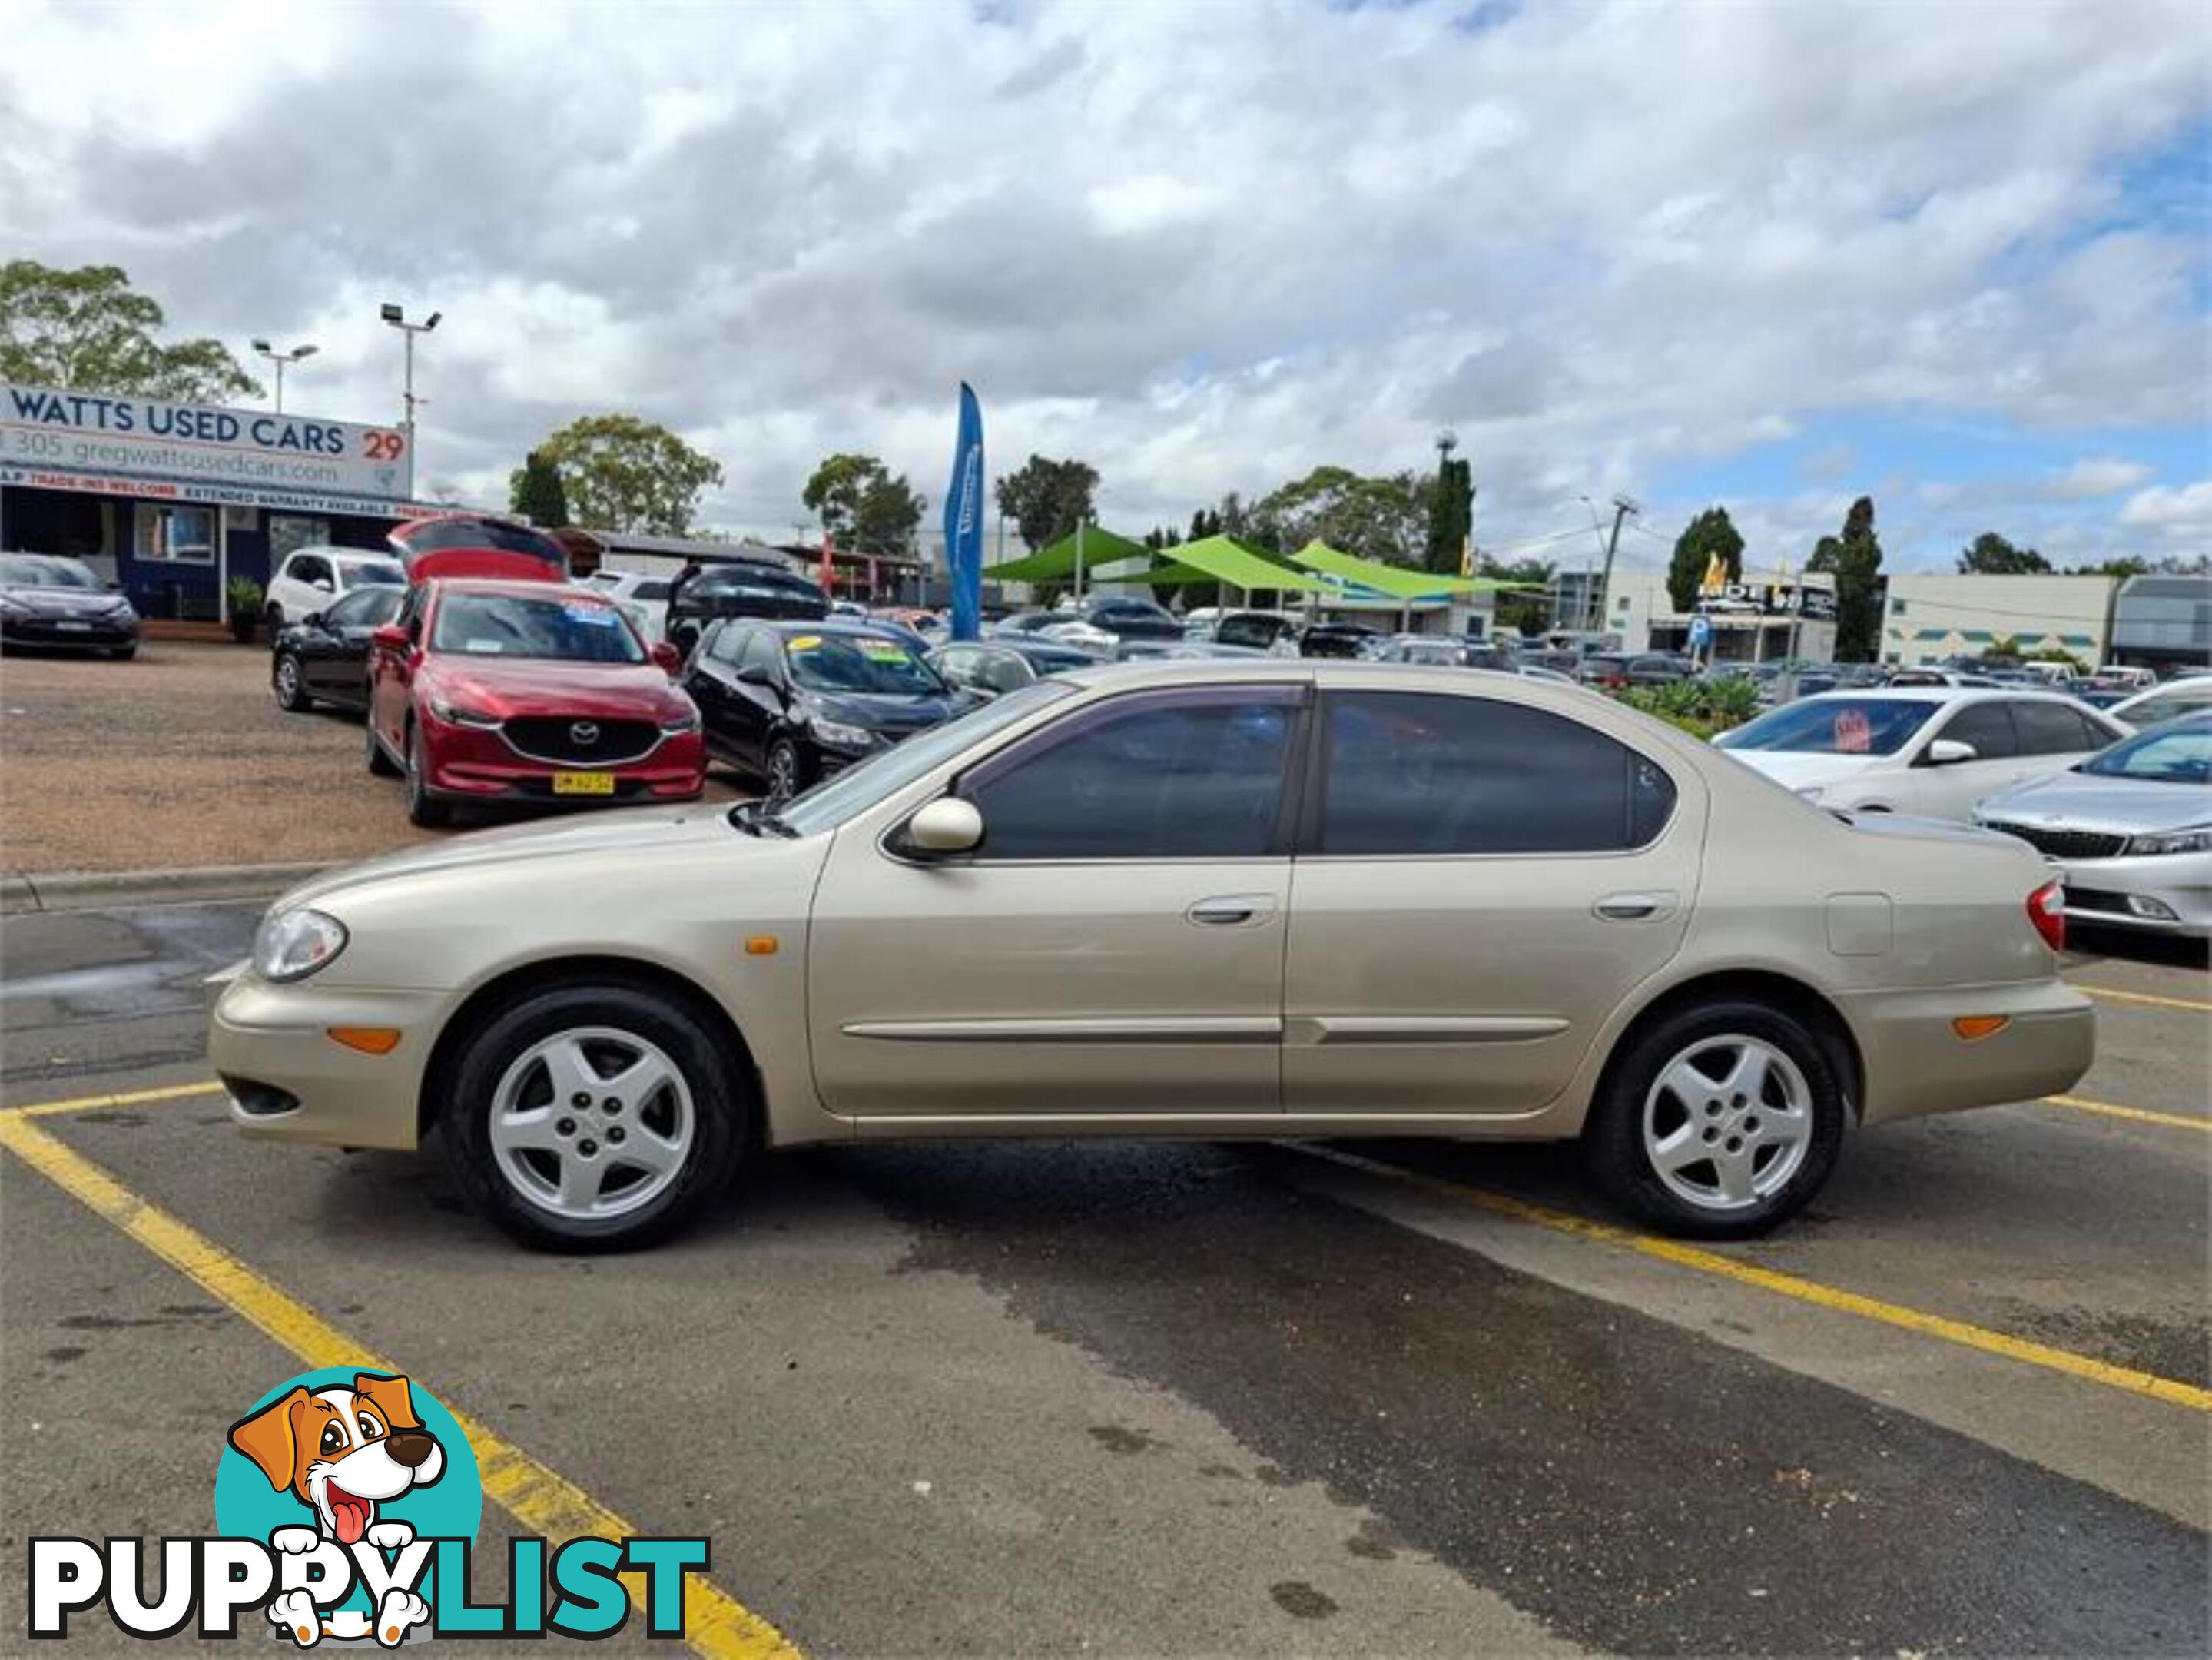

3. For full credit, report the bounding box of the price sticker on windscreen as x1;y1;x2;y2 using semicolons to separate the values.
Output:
788;635;824;652
1834;709;1872;753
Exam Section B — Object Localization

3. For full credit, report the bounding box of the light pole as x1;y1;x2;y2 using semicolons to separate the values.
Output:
1589;493;1639;647
379;303;439;496
249;340;317;413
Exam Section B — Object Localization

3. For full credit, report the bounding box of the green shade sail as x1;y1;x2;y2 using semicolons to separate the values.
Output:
983;525;1152;586
1287;540;1525;598
1127;535;1332;594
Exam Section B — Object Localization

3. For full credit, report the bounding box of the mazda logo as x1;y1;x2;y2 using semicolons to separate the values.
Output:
570;722;599;746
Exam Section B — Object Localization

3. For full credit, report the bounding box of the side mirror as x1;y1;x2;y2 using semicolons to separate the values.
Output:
370;623;410;653
903;797;983;856
651;641;682;676
1925;738;1978;766
302;611;326;631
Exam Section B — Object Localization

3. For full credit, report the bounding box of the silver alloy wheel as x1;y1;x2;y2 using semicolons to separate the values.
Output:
486;1026;695;1220
766;742;799;801
275;655;301;705
1640;1034;1813;1212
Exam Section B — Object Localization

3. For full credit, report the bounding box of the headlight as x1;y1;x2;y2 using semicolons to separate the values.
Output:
104;598;137;619
253;908;348;983
809;718;877;750
658;708;701;735
427;697;500;729
0;596;26;616
2126;825;2212;856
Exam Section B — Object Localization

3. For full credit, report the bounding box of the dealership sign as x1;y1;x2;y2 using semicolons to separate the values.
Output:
1696;581;1838;622
1;383;414;509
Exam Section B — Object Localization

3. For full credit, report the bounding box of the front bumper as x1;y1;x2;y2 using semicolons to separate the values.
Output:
1840;978;2095;1127
2051;850;2212;938
421;719;705;805
208;971;453;1150
1;613;138;649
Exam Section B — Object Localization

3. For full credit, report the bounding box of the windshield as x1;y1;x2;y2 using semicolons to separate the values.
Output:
2078;715;2212;784
784;632;945;695
0;555;96;588
770;679;1077;838
342;559;406;589
431;593;645;663
1718;696;1941;756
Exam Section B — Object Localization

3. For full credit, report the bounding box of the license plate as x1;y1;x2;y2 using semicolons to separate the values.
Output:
53;621;92;632
551;772;615;796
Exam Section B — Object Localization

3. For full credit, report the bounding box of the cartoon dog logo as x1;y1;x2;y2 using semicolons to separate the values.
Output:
227;1372;443;1646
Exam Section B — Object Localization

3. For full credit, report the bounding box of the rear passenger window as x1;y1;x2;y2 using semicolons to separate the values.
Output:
1315;692;1676;855
1936;702;2020;759
2015;701;2105;755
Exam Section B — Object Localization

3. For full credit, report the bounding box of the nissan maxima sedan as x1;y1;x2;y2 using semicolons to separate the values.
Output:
1976;712;2212;938
211;662;2094;1251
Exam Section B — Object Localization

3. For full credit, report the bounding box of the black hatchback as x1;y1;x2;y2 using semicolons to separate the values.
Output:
682;618;967;798
270;585;404;714
0;553;139;658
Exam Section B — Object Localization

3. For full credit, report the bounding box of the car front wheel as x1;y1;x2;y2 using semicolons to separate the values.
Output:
439;982;748;1250
764;735;808;802
1584;1000;1846;1240
273;651;312;712
405;724;453;827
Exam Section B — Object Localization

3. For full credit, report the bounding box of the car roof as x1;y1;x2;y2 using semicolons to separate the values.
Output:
1792;684;2086;704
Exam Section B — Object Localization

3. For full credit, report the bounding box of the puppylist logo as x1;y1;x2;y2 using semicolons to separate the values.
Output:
28;1369;710;1645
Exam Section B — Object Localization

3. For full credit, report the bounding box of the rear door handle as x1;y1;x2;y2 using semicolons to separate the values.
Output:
1187;894;1278;926
1594;891;1678;921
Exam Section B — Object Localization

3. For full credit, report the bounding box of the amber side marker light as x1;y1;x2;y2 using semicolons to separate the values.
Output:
745;936;780;956
1952;1015;2011;1042
327;1027;403;1055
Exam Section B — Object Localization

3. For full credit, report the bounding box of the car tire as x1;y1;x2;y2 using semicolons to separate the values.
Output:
405;723;453;827
764;735;808;802
273;651;313;712
366;717;402;777
1584;998;1846;1240
439;981;749;1251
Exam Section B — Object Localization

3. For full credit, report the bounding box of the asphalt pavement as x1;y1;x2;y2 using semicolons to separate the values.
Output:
1;898;2205;1656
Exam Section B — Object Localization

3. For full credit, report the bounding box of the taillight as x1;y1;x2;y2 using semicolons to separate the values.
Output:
2027;879;2065;954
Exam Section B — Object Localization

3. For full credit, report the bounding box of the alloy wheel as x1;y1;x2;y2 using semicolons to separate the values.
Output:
767;742;799;801
274;654;302;708
486;1027;696;1222
1640;1034;1813;1212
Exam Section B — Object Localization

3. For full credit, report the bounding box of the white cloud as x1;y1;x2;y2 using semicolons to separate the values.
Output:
2118;480;2212;540
0;0;2204;560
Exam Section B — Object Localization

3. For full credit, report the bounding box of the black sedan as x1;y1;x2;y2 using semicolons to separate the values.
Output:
270;585;404;713
683;618;966;798
0;553;138;658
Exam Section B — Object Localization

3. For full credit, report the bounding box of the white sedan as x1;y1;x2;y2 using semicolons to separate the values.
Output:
1715;687;2127;819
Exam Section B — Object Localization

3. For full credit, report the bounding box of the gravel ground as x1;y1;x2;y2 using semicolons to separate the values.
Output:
0;642;741;873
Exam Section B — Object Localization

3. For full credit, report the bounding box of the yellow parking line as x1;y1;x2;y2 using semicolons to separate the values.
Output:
5;1081;227;1117
2075;983;2212;1015
1295;1145;2212;1413
2045;1094;2210;1134
0;1112;798;1659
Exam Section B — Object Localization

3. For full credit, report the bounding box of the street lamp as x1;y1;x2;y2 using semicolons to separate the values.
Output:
379;303;440;494
248;339;317;414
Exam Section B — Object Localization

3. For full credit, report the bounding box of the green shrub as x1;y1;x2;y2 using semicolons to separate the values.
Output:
1614;676;1759;738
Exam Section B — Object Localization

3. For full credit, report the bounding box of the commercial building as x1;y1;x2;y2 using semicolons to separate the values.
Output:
2107;575;2210;676
1879;574;2117;669
1611;569;1839;663
0;381;440;623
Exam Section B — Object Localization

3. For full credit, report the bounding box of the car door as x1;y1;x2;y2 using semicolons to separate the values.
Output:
369;583;427;755
681;622;746;762
726;627;790;771
806;682;1305;1117
1282;686;1702;1117
313;588;400;708
1905;700;2024;818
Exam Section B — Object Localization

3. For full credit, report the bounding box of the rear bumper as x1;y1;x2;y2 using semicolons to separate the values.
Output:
208;971;448;1150
1840;978;2095;1127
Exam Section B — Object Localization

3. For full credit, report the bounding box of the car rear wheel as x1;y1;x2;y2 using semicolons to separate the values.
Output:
764;735;808;802
439;982;748;1250
1584;1000;1846;1240
366;717;401;776
405;724;453;827
273;651;312;712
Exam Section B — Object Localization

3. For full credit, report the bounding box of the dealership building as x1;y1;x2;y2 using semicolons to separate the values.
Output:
1611;569;1840;662
0;382;441;623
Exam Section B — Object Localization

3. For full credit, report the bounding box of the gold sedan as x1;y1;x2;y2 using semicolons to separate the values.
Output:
211;662;2094;1250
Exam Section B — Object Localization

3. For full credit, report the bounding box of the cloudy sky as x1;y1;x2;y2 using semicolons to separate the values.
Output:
4;0;2207;574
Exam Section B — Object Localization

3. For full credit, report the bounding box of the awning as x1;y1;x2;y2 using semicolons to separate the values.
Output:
1129;535;1333;593
1287;540;1532;598
983;525;1152;585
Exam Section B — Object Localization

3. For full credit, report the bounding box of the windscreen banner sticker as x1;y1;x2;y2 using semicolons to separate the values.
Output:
1834;709;1872;753
564;605;621;626
25;1369;711;1645
859;641;909;661
788;635;824;652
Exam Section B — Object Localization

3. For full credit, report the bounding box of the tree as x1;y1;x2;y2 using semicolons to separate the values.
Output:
531;413;723;536
1957;531;2050;575
0;260;259;403
994;455;1099;549
802;453;926;553
508;449;570;528
1424;455;1474;574
1142;525;1185;550
1254;465;1428;563
1807;495;1885;662
1481;555;1557;638
1666;506;1746;613
1188;507;1222;541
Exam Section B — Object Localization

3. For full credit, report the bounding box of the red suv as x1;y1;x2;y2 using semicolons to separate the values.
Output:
368;579;705;825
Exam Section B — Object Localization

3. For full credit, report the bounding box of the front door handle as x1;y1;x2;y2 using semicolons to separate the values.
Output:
1594;891;1679;922
1187;894;1278;927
